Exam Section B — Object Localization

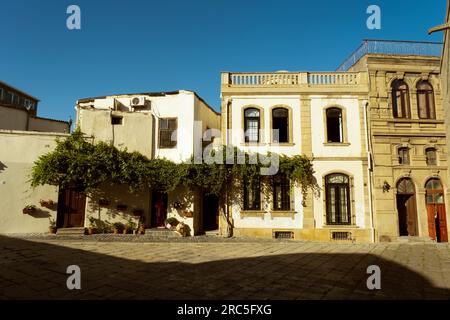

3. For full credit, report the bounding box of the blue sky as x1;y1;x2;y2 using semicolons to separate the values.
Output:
0;0;446;122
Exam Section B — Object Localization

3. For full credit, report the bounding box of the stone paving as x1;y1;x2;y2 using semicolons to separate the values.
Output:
1;234;450;299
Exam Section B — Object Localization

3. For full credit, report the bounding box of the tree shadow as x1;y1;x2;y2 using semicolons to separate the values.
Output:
0;235;449;300
0;161;6;173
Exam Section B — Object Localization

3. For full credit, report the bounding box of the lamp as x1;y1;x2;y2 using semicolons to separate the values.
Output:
382;181;391;193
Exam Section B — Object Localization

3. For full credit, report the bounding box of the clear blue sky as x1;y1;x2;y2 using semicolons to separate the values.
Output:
1;0;446;123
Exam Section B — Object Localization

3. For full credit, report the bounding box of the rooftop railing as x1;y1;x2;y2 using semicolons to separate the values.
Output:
336;39;443;71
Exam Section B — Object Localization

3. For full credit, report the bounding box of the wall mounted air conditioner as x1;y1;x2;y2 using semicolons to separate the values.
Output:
130;96;146;107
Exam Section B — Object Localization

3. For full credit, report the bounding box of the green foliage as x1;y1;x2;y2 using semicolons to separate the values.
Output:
31;131;319;204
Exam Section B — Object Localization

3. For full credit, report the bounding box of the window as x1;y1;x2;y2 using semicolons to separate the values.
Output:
272;107;289;143
244;108;260;143
325;174;351;225
111;116;122;125
425;148;437;166
392;80;410;118
243;177;261;210
398;147;410;165
273;173;290;211
0;88;3;101
4;91;13;104
417;81;435;119
326;108;343;143
159;118;177;148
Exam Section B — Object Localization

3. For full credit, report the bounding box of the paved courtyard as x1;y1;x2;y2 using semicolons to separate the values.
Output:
1;235;450;299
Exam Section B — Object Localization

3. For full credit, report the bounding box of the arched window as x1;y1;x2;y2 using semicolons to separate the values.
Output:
244;108;260;143
398;147;410;165
326;108;343;143
425;148;437;166
397;178;415;194
272;107;289;143
392;80;410;119
425;179;444;204
325;174;351;225
417;81;435;119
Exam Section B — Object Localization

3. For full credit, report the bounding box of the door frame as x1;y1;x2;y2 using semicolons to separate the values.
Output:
396;178;418;237
425;178;448;242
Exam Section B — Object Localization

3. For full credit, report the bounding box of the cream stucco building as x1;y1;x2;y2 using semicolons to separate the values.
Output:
75;90;220;236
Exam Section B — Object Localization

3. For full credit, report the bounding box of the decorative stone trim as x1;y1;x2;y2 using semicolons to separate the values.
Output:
270;211;296;219
240;211;265;219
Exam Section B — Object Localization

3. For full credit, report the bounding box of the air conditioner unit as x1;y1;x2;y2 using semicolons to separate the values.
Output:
130;96;146;107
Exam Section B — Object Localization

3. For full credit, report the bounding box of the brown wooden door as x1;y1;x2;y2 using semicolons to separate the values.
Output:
58;188;86;228
151;191;168;228
425;179;448;242
396;178;418;236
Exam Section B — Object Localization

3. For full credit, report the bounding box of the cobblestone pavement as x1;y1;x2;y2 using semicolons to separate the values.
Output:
1;234;450;299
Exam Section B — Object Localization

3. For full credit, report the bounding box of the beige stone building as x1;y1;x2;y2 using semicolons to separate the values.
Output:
220;39;449;243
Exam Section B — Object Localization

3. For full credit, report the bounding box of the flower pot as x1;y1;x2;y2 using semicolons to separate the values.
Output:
23;208;36;214
117;205;127;212
40;200;54;208
88;227;97;235
49;226;57;234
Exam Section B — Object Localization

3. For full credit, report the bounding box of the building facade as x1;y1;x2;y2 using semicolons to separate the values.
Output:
75;90;220;235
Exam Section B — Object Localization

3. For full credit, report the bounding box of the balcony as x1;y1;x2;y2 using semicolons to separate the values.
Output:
336;39;443;72
221;71;363;88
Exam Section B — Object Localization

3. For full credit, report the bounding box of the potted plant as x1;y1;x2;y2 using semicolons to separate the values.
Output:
124;219;137;234
23;205;37;214
112;222;124;234
175;222;189;237
164;217;179;230
138;222;146;234
87;216;97;235
39;199;54;208
48;217;57;234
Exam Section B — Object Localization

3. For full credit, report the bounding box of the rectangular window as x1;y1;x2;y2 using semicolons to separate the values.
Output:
0;88;3;101
273;174;290;211
4;91;13;104
159;118;177;148
243;177;261;210
111;116;123;125
426;149;437;166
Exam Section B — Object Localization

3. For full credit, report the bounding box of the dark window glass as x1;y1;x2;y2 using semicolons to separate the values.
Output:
244;108;260;143
398;148;410;165
325;174;351;225
426;148;437;166
111;116;122;125
243;177;261;210
159;118;177;148
273;174;290;211
272;107;289;143
417;81;435;119
392;80;410;118
326;108;343;143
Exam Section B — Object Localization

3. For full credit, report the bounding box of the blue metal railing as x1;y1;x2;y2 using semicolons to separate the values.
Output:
336;39;443;71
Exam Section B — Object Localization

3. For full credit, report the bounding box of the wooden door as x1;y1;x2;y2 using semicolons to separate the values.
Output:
58;188;86;228
151;191;168;228
396;178;418;236
426;179;448;242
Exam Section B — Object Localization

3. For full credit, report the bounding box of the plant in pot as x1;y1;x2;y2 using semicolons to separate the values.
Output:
87;216;97;235
164;217;179;230
39;199;54;208
112;222;124;234
116;204;127;212
48;217;57;234
23;205;37;214
124;219;137;234
137;217;146;234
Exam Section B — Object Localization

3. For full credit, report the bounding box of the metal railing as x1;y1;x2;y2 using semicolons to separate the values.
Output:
336;39;443;71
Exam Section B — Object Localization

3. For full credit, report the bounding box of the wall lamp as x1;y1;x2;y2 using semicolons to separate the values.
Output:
382;181;391;193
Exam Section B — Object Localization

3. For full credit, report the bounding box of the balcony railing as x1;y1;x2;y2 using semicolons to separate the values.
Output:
223;72;363;87
336;39;443;71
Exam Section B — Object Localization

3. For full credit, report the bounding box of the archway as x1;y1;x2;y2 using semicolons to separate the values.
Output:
425;179;448;242
396;178;418;236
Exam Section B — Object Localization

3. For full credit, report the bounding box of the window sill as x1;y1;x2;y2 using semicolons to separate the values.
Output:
322;224;358;229
268;142;295;146
323;142;351;147
240;210;265;218
240;143;267;147
270;210;296;219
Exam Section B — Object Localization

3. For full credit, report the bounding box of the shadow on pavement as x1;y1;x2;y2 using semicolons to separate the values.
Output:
0;235;449;300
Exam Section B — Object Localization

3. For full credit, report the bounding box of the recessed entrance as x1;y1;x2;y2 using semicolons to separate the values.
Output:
396;178;418;237
57;187;86;228
202;193;219;232
425;179;448;243
151;191;168;228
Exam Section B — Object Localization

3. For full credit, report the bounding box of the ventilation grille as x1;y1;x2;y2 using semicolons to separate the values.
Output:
331;231;352;241
273;231;294;239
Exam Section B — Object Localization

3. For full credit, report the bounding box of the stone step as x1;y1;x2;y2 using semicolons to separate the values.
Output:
144;228;180;238
395;236;434;243
204;230;220;236
57;227;86;236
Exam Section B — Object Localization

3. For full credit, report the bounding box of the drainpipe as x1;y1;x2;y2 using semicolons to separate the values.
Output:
363;100;376;243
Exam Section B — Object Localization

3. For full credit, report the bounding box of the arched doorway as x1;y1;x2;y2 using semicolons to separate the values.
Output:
396;178;418;236
425;179;448;242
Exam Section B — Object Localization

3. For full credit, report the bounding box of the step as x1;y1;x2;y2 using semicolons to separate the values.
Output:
395;236;434;243
204;230;220;236
144;228;180;238
56;227;86;236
